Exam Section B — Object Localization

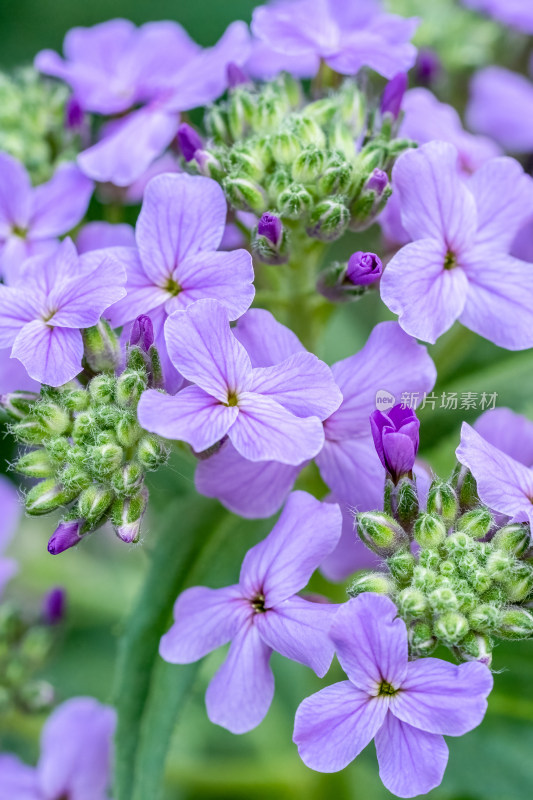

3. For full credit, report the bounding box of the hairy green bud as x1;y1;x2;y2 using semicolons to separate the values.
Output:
486;550;514;582
496;607;533;640
347;571;394;598
409;622;436;656
60;388;89;412
112;488;148;543
453;465;479;510
223;176;267;214
506;562;533;602
77;485;114;525
307;199;349;242
356;511;409;557
456;507;493;539
492;523;531;557
45;436;70;463
12;419;47;445
291;147;325;183
412;565;438;592
116;413;142;449
426;479;458;525
278;184;313;219
455;632;492;666
387;549;416;586
434;611;469;645
88;443;124;479
15;449;54;478
396;587;427;618
115;370;147;408
136;435;168;472
111;462;144;497
428;587;460;614
25;479;75;516
88;375;116;405
414;512;447;549
419;548;441;571
270;131;301;164
71;411;97;442
82;319;122;374
0;390;39;420
444;531;472;558
469;604;500;632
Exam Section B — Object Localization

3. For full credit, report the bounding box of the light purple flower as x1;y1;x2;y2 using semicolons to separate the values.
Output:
467;66;533;153
245;38;318;80
252;0;418;80
0;238;126;386
293;593;493;797
107;173;254;392
380;141;533;348
76;221;136;253
160;491;342;733
195;315;435;529
36;20;250;186
462;0;533;33
0;696;116;800
0;348;40;394
0;476;21;598
0;153;93;284
138;299;341;464
474;407;533;467
370;404;419;483
456;421;533;526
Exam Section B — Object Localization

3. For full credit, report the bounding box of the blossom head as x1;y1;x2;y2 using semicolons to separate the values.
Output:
346;251;383;286
370;404;419;483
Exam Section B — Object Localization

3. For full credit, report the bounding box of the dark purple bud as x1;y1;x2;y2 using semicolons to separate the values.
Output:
227;62;249;88
42;587;66;625
415;49;441;86
177;123;203;162
130;315;154;353
65;96;84;129
380;73;408;118
366;168;389;196
47;519;83;555
346;251;383;286
257;212;283;247
370;404;420;484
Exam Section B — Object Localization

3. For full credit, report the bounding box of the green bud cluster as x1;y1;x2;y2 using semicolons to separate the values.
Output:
7;345;169;546
0;67;81;183
354;470;533;666
189;76;412;258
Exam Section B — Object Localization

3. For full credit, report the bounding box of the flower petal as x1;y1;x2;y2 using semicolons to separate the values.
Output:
0;755;39;800
104;247;168;327
137;386;237;452
11;321;83;387
293;681;387;773
175;249;255;319
205;623;274;734
76;221;136;253
159;585;248;663
239;490;342;605
316;435;385;508
376;714;448;798
29;163;93;239
467;66;533;154
0;152;32;236
233;307;305;367
0;286;39;348
474;407;533;466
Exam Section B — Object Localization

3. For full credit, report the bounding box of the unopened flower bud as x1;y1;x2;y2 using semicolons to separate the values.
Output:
77;485;113;526
88;374;116;405
12;419;47;445
496;607;533;640
112;488;148;543
409;622;436;656
61;389;89;412
71;411;96;442
292;147;325;184
316;261;368;303
292;115;326;148
426;479;458;526
387;476;420;531
42;587;66;625
111;461;144;497
15;449;54;478
177;122;203;161
307;199;349;242
356;511;409;557
381;73;408;118
387;549;415;586
455;631;492;666
428;586;460;614
130;315;154;353
346;251;383;286
45;436;70;463
270;131;301;165
347;571;394;598
136;435;168;471
419;548;440;571
471;569;492;595
507;562;533;602
456;507;493;539
32;402;70;436
486;550;514;582
252;213;288;265
469;604;500;632
434;611;469;645
26;479;75;516
444;531;472;557
115;369;147;407
223;176;267;214
228;92;254;140
317;158;353;196
88;443;123;479
412;565;438;592
0;390;39;420
370;404;419;484
492;523;531;557
439;560;456;578
278;184;313;219
82;319;122;374
397;587;427;618
58;464;91;494
226;61;249;88
452;464;479;510
116;413;142;448
365;168;389;195
414;513;447;549
47;519;84;554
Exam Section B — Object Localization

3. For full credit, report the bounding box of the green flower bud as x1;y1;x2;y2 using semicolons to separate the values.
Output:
228;148;265;181
270;131;301;165
444;531;472;558
455;632;492;666
492;523;531;557
93;405;121;430
278;184;313;219
253;94;286;133
307;199;349;242
115;369;147;408
291;147;325;183
195;149;225;181
0;390;39;420
434;611;469;645
386;477;420;532
414;512;447;549
136;435;168;471
486;550;514;582
58;464;91;494
426;479;458;525
266;167;292;199
412;565;438;592
409;622;436;656
82;319;122;374
356;511;409;557
25;479;75;516
88;443;123;479
418;548;441;571
452;465;479;510
347;571;394;598
428;586;460;614
111;461;144;497
223;175;267;214
77;485;114;525
116;413;142;448
65;444;86;469
469;604;500;632
471;569;492;595
317;157;353;196
15;449;54;478
316;260;368;303
227;90;254;140
291;115;326;148
72;412;97;442
456;507;493;539
12;419;47;445
506;562;533;602
60;389;89;412
205;106;230;144
439;560;456;578
148;344;164;390
496;607;533;640
112;488;148;543
330;123;357;162
88;375;116;405
397;587;427;618
387;549;415;586
45;436;70;463
480;585;505;604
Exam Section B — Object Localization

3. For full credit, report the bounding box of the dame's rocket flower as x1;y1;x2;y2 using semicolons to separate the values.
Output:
0;697;116;800
0;152;93;283
138;299;341;465
474;407;533;467
36;19;250;186
0;238;126;386
0;476;21;598
370;405;419;484
380;141;533;348
107;173;254;392
294;594;492;798
251;0;418;79
160;491;342;733
462;0;533;33
467;66;533;154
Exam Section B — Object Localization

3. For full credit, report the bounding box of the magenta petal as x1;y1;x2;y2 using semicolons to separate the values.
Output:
392;658;492;736
12;321;83;387
176;249;255;320
255;596;337;677
160;585;248;663
375;714;448;798
29;164;93;239
233;308;305;367
239;491;342;605
205;623;274;734
293;681;387;773
0;755;39;800
330;595;408;692
137;386;237;451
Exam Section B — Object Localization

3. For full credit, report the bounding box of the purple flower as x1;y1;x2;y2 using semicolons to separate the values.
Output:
176;122;203;162
293;593;493;797
195;315;435;535
257;212;283;246
0;476;21;598
370;404;419;483
160;491;342;733
48;519;84;555
76;221;136;253
130;315;154;352
380;72;408;117
456;422;533;526
346;251;383;286
475;407;533;467
138;299;341;464
0;238;126;386
245;37;318;80
0;349;39;394
380;141;533;348
36;20;250;186
42;587;66;625
252;0;418;80
467;66;533;154
0;153;93;284
107;173;254;392
0;696;116;799
463;0;533;33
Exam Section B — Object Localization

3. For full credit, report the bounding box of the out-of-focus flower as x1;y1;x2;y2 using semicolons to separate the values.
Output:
467;66;533;153
36;19;251;186
380;72;408;118
107;173;255;392
0;476;21;598
0;152;93;283
381;141;533;348
42;587;66;625
138;299;342;464
252;0;418;79
0;238;126;386
0;697;116;799
462;0;533;33
160;491;342;733
474;407;533;467
75;221;136;253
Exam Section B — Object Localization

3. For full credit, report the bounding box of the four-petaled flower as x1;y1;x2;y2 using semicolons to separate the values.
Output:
293;593;493;798
160;491;342;733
